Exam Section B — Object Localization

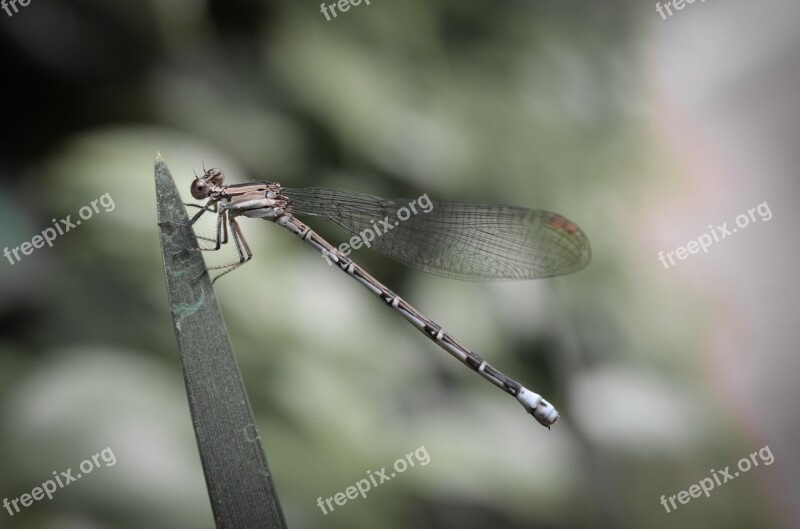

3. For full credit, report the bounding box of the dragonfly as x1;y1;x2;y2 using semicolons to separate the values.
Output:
183;168;591;428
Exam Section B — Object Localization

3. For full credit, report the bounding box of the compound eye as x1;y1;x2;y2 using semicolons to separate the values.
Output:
190;179;210;199
207;168;224;186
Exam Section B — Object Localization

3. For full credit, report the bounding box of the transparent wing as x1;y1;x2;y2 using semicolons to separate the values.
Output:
283;187;591;281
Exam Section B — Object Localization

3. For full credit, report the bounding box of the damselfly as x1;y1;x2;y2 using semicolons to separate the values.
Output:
183;168;591;427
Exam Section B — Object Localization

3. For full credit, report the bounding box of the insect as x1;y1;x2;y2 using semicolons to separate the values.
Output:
184;168;591;427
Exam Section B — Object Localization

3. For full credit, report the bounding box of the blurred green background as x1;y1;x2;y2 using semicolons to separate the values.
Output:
1;0;798;528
